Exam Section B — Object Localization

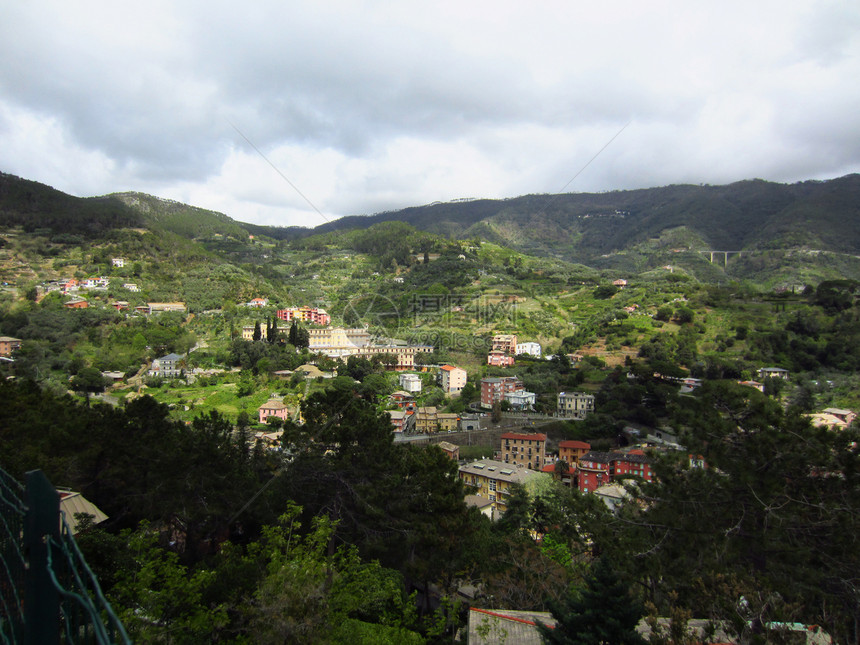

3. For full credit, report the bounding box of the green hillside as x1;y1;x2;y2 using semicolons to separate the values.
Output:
256;175;860;285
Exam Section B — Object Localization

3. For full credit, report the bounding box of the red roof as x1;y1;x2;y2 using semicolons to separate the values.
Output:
501;432;547;441
559;440;591;449
541;464;556;473
440;364;458;371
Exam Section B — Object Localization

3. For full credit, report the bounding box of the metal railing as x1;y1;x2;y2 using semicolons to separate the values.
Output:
0;467;130;645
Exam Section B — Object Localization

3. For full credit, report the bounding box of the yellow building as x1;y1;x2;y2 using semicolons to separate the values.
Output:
458;459;544;517
438;413;460;432
416;406;438;433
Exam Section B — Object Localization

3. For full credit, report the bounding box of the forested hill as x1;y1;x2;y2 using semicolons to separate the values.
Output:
268;174;860;263
0;173;250;241
3;170;860;284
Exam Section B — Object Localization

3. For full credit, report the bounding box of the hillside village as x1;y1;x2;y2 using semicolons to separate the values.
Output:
1;178;859;644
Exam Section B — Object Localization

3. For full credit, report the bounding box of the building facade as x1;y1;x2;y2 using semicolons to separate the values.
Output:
578;450;654;493
276;307;331;326
258;399;290;424
0;336;22;357
500;432;547;470
487;350;515;367
557;391;595;420
558;440;591;466
480;376;523;408
515;342;542;358
504;390;536;410
439;364;467;395
415;407;438;433
399;373;422;393
458;459;543;517
492;334;518;355
149;353;184;378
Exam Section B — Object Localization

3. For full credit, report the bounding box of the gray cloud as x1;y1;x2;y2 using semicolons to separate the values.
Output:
1;0;859;227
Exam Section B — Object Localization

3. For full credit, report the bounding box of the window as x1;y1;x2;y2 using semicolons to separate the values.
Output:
489;480;497;491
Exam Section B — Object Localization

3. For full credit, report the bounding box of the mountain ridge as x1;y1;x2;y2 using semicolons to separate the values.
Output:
2;170;860;286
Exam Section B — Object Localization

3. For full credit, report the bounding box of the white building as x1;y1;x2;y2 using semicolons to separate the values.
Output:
557;391;595;420
504;390;536;410
399;373;422;393
516;342;542;358
111;258;125;268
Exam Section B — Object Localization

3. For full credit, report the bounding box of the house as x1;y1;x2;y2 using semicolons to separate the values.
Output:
0;336;22;357
487;350;515;367
468;607;555;645
246;297;268;308
611;449;653;482
577;451;613;492
389;390;416;409
822;407;856;425
242;324;287;341
439;364;467;395
558;440;591;466
738;380;765;392
415;407;438;433
81;277;109;290
388;409;414;433
578;450;654;493
276;307;331;326
64;298;88;309
557;391;595;420
500;432;547;470
436;441;459;460
122;283;140;292
480;376;523;408
807;411;853;431
399;373;422;393
148;302;186;313
515;342;542;358
491;334;517;356
594;483;632;512
437;413;460;432
504;389;536;410
459;414;482;431
111;258;125;268
758;366;789;380
149;353;184;378
58;490;108;534
464;495;494;520
110;301;129;311
613;278;628;287
258;399;290;424
458;459;545;516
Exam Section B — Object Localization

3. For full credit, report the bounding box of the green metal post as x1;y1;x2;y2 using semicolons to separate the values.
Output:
24;470;60;645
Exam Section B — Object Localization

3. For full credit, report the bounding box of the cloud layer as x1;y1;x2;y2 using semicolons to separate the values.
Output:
2;1;859;227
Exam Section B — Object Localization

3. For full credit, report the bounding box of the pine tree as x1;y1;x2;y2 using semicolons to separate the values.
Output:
252;321;261;342
538;557;646;645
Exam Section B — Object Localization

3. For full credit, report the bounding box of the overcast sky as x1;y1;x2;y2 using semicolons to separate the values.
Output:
1;1;859;228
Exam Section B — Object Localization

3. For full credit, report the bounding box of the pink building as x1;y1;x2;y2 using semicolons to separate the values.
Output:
258;399;290;424
276;307;331;326
487;350;515;367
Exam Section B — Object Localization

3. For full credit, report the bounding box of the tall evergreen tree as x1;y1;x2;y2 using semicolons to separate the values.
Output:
252;320;261;342
538;557;646;645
